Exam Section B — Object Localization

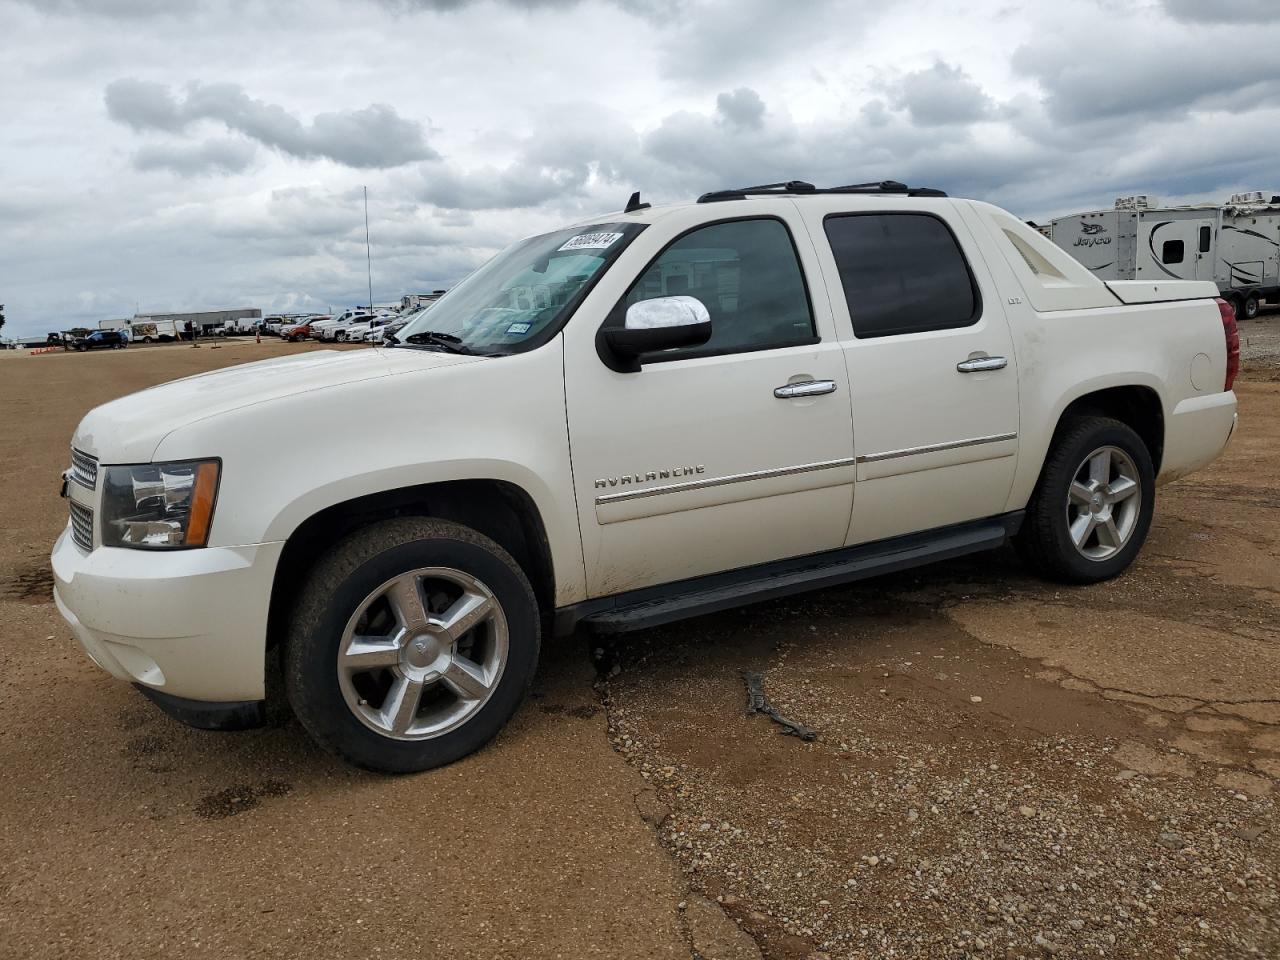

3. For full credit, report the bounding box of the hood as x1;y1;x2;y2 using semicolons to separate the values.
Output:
74;347;478;463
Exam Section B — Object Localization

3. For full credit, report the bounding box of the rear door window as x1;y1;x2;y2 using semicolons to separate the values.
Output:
823;213;980;339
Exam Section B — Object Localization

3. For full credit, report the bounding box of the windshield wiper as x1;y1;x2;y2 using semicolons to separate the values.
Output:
403;331;471;354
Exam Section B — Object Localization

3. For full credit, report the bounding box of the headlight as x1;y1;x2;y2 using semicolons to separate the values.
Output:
101;460;221;549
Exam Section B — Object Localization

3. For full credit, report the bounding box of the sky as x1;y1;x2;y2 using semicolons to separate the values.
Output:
2;0;1279;338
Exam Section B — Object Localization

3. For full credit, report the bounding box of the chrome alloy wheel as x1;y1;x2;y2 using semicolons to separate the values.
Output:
337;567;508;741
1066;445;1142;561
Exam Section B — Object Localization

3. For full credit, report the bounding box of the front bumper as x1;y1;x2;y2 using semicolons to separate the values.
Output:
51;528;284;703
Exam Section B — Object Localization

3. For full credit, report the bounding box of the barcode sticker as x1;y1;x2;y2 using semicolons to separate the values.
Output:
558;232;623;252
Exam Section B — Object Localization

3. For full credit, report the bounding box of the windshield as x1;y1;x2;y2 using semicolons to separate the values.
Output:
393;221;644;354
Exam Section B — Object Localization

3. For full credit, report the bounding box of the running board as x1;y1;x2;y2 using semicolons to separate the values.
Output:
559;513;1023;635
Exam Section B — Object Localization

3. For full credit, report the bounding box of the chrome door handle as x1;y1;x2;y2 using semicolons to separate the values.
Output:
774;379;837;399
956;356;1008;373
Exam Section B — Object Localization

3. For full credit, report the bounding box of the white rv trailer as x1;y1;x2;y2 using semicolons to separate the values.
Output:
399;290;447;311
1049;192;1280;319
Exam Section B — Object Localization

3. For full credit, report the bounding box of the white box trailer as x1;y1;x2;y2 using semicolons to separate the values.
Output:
130;319;180;342
1049;192;1280;319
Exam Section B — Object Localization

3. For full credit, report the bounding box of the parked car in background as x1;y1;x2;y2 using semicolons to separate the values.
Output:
342;316;395;342
70;330;128;351
364;320;401;342
368;310;425;343
281;317;329;341
317;312;381;342
309;309;365;341
313;317;358;341
318;308;400;339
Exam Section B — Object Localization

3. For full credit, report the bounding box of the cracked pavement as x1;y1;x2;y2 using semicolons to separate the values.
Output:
2;342;1278;959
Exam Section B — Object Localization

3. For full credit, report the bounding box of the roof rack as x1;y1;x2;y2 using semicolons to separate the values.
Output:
697;179;947;203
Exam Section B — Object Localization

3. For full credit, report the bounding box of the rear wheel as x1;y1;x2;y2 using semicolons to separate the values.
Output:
284;518;540;773
1017;416;1155;583
1242;294;1260;320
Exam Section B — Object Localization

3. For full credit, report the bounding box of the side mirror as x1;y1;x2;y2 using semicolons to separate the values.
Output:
602;296;712;372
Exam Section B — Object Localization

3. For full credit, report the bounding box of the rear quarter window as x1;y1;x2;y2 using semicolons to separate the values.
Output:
823;213;980;339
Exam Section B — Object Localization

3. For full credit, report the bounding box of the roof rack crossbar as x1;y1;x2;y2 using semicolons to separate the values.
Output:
697;179;947;203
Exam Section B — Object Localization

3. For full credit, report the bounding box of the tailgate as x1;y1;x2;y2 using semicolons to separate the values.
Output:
1107;280;1219;304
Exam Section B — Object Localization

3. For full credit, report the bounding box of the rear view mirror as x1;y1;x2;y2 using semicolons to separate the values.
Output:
602;296;712;372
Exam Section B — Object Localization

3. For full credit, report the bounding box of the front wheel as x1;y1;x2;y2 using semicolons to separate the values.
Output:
284;518;540;773
1016;416;1155;584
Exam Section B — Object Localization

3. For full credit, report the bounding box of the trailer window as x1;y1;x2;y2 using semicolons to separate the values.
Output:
1162;240;1185;265
1199;226;1211;253
823;213;979;339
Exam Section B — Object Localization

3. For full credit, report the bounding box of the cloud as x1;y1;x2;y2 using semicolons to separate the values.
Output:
381;0;580;8
14;0;175;16
105;79;435;169
10;0;1280;340
716;88;765;130
893;62;993;127
379;0;678;15
133;138;258;176
1161;0;1275;23
1010;28;1280;127
418;160;597;211
653;0;868;83
104;77;185;131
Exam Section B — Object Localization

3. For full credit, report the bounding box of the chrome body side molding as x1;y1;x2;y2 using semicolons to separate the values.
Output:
595;457;857;505
856;432;1018;464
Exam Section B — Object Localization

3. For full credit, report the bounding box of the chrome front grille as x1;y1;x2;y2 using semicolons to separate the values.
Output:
70;448;98;489
69;500;94;551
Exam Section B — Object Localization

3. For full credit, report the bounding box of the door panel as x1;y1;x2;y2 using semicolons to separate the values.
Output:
797;199;1021;545
561;204;856;597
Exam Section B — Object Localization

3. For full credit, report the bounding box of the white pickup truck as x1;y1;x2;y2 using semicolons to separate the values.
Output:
52;180;1239;773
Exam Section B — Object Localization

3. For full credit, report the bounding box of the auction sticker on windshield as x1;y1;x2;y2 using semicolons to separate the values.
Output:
558;232;623;252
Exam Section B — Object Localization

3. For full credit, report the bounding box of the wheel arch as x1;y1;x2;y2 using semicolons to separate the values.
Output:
1053;383;1165;474
265;479;556;655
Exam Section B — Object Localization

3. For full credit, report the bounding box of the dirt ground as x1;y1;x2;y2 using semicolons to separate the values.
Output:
1;332;1278;959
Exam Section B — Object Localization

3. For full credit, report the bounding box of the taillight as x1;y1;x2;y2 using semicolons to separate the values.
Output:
1216;298;1240;391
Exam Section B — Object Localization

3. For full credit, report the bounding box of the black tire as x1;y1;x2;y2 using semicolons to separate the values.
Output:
1242;294;1260;320
284;518;540;773
1016;415;1155;584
